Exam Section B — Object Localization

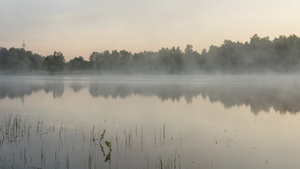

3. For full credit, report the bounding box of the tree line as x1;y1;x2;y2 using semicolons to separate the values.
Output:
1;34;300;74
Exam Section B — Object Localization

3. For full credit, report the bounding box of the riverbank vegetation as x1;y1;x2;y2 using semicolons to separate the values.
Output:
1;34;300;74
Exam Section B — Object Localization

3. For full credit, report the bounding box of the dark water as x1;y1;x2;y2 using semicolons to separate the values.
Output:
0;75;300;169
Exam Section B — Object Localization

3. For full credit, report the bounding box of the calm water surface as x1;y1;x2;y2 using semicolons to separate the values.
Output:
1;75;300;169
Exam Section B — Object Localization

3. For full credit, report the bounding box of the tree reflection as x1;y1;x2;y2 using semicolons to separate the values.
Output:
0;80;64;99
0;82;43;99
1;78;300;114
44;82;64;98
69;83;83;93
89;82;300;114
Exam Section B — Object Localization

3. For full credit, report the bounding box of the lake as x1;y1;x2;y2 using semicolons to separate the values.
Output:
1;75;300;169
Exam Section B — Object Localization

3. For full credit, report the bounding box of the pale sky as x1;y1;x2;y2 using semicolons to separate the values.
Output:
1;0;300;61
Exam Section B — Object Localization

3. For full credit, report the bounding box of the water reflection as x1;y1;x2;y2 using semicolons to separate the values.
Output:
1;76;300;114
88;82;300;114
44;82;64;98
0;81;42;99
1;76;300;169
69;83;83;93
0;80;64;99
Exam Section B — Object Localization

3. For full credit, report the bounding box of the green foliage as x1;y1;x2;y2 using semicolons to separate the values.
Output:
105;140;112;151
0;47;45;70
67;56;89;70
2;34;300;74
158;47;183;73
44;51;65;72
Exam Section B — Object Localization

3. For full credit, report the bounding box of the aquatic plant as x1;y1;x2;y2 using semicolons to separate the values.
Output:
0;114;184;169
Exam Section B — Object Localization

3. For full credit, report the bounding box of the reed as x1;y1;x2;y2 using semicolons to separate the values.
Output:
0;115;184;169
65;149;69;169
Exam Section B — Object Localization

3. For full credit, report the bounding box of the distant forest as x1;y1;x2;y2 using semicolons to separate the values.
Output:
1;34;300;74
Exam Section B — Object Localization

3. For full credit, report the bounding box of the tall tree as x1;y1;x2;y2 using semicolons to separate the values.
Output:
44;51;65;71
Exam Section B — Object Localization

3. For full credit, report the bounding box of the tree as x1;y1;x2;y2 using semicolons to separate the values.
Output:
0;47;9;69
2;34;300;74
119;50;131;70
158;47;183;73
28;52;45;70
67;56;89;70
44;51;65;71
110;50;120;69
183;44;202;72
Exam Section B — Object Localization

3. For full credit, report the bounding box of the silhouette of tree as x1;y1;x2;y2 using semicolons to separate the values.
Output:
158;47;183;73
44;51;65;71
67;56;89;70
2;34;300;73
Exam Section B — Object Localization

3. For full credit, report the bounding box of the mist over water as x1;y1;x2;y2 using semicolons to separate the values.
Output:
2;0;300;167
1;75;300;169
1;75;300;114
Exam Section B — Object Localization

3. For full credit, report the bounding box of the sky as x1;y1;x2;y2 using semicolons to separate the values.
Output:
1;0;300;61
